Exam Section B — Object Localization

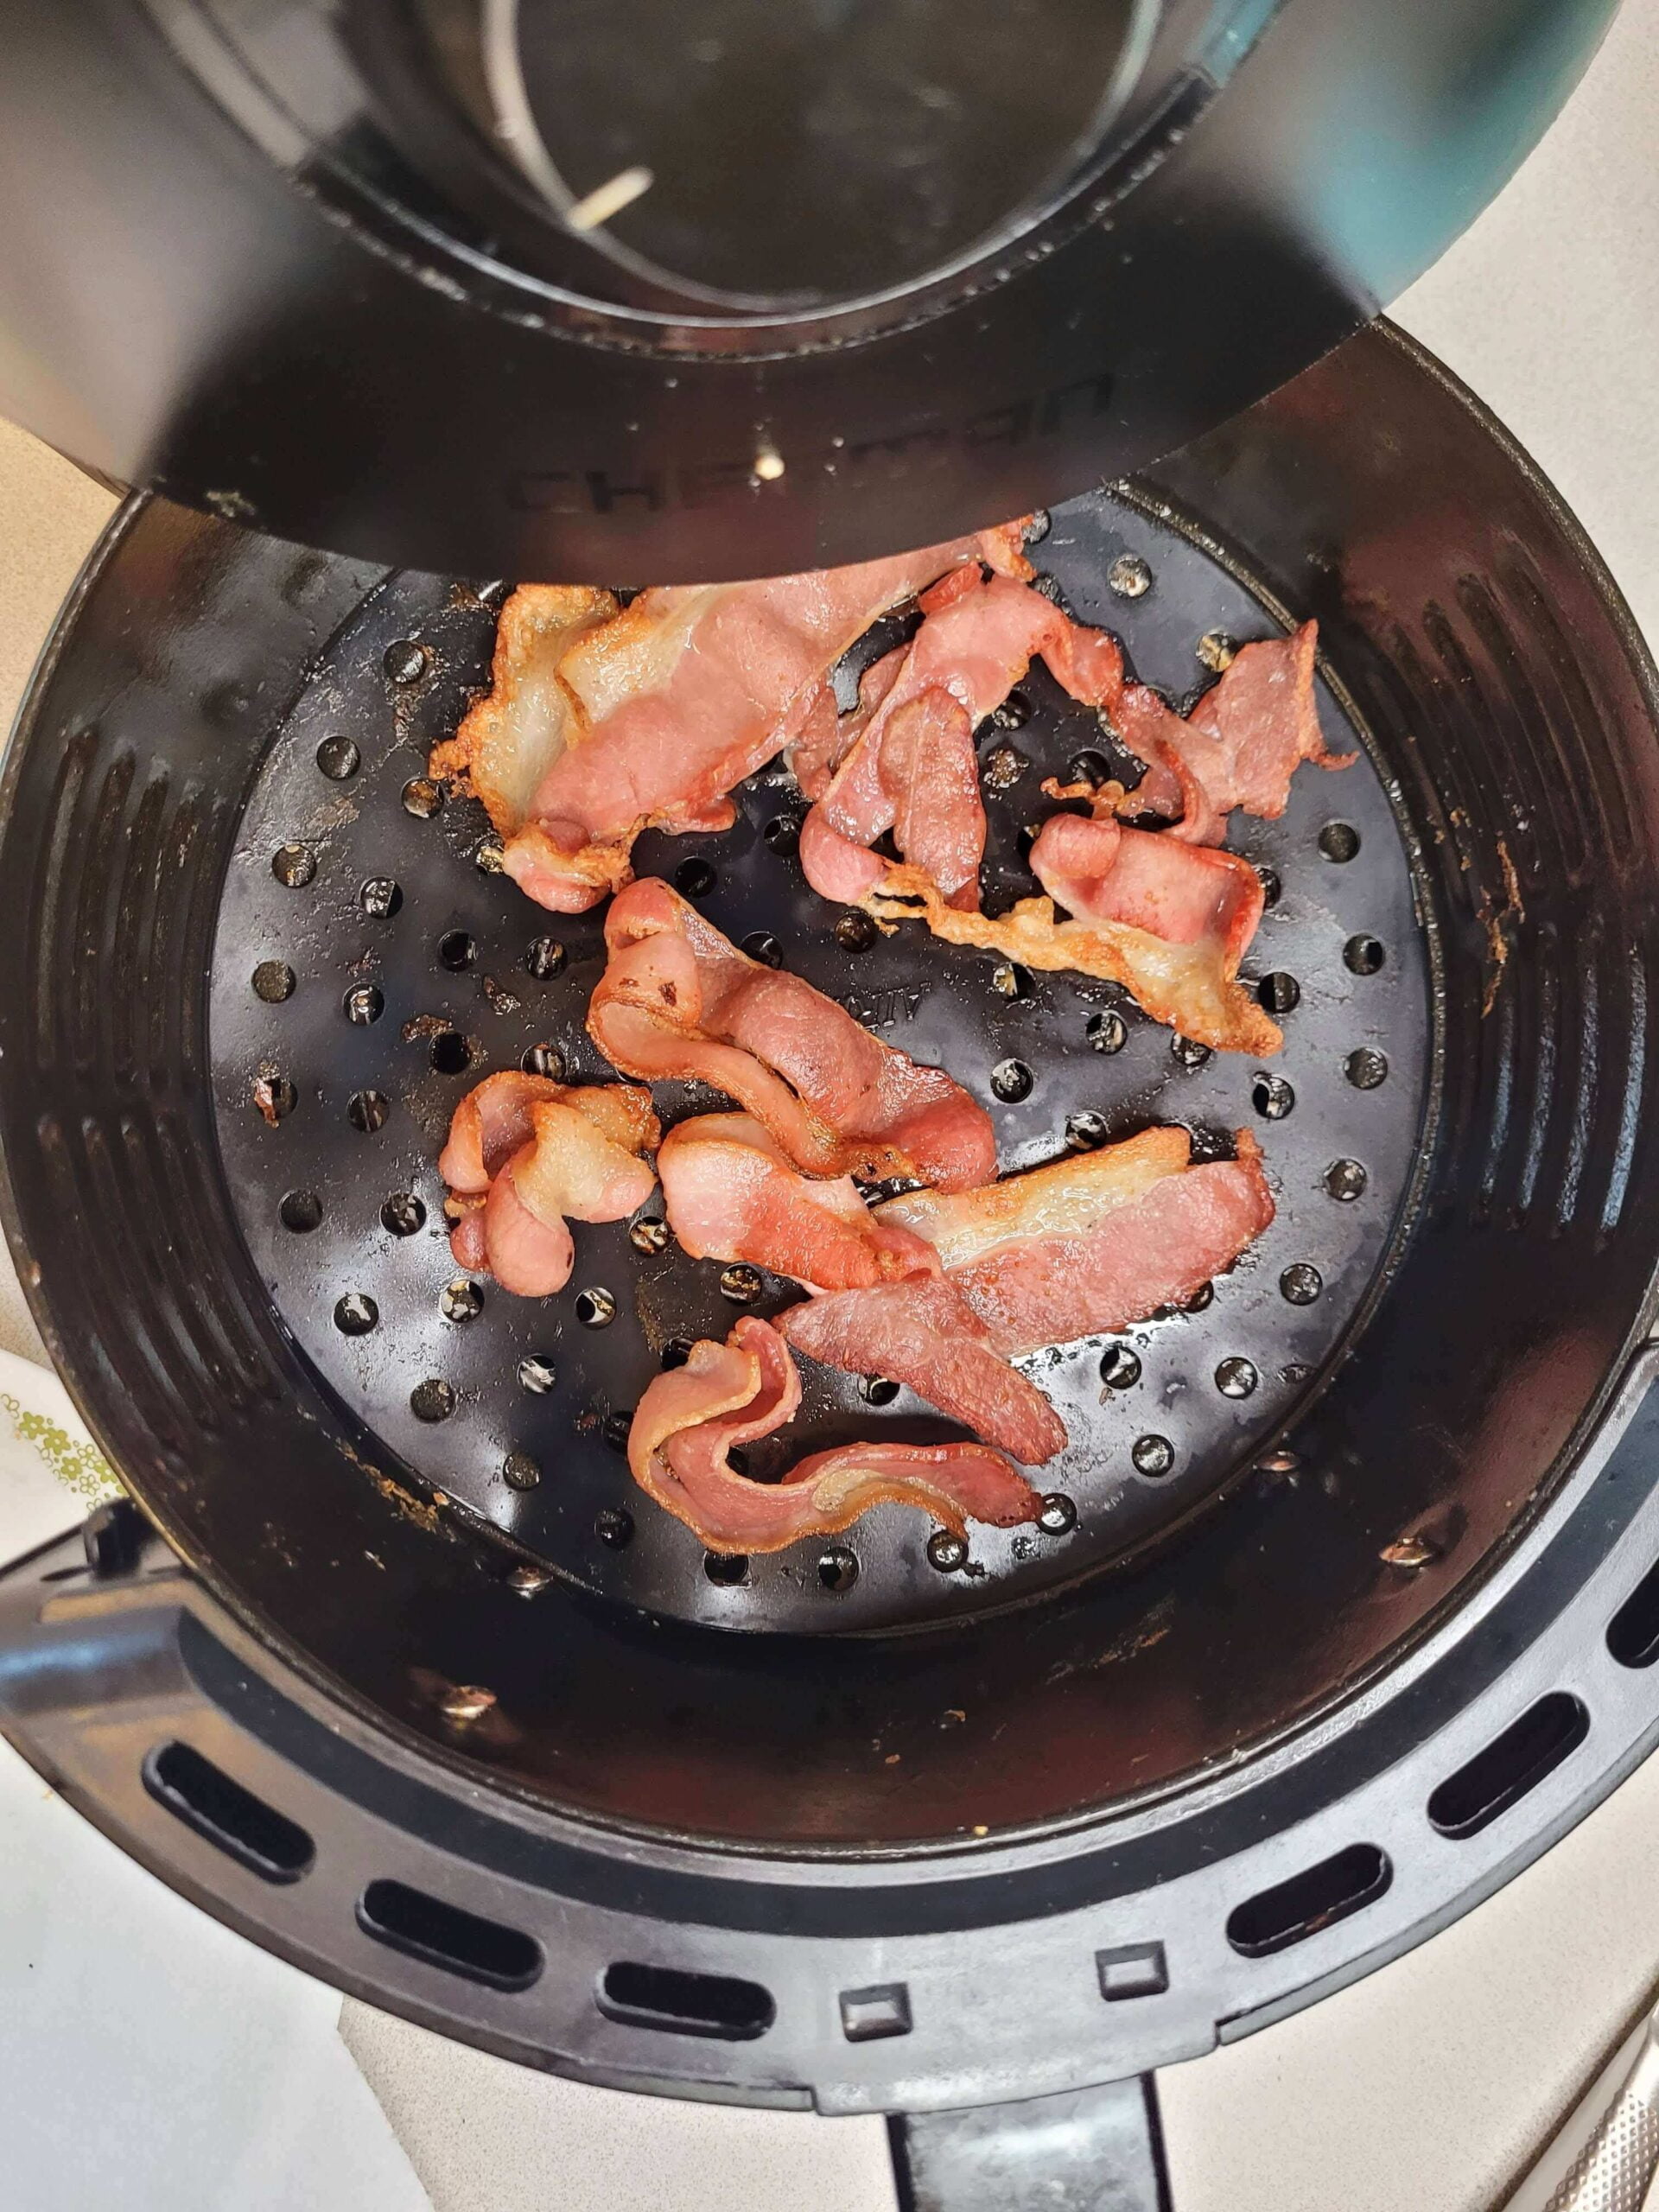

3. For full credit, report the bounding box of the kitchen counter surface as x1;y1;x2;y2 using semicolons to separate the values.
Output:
3;6;1659;2202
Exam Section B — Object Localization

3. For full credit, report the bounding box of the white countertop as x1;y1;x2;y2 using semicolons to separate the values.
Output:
3;5;1659;2202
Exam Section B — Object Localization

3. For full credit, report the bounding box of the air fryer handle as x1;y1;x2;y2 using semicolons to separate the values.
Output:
888;2073;1172;2210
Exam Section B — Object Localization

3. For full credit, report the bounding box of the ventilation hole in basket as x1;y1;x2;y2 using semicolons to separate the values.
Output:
1319;821;1360;862
429;1031;471;1075
381;1192;425;1236
1257;971;1300;1014
1132;1434;1174;1478
1280;1263;1323;1305
703;1551;749;1587
359;877;402;918
315;735;359;780
1427;1694;1587;1840
343;984;384;1027
598;1961;773;2041
1325;1158;1368;1202
1226;1843;1390;1956
410;1378;456;1422
524;936;566;979
990;1058;1033;1103
817;1546;859;1593
441;1278;484;1324
1608;1555;1659;1667
1252;1072;1294;1121
334;1293;378;1336
271;843;315;887
143;1742;314;1883
674;857;717;899
279;1190;322;1233
437;930;475;971
358;1878;541;1991
383;639;431;686
347;1090;388;1133
251;960;295;1003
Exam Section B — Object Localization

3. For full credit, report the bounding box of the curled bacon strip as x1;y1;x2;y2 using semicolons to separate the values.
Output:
588;879;995;1191
880;1128;1274;1356
863;861;1281;1057
440;1071;659;1297
1122;623;1352;843
776;1280;1067;1465
429;586;618;839
434;524;1033;915
799;570;1123;912
658;1114;940;1293
627;1316;1043;1554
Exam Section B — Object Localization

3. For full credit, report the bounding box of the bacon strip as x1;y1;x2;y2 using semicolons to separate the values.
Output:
429;586;619;838
588;879;996;1191
799;570;1124;911
863;861;1281;1056
1116;624;1352;843
627;1316;1043;1554
776;1280;1067;1465
439;1071;659;1296
880;1128;1274;1355
438;525;1032;916
658;1114;940;1292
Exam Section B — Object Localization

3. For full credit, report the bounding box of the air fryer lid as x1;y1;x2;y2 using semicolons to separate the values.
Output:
4;327;1659;2138
0;0;1620;578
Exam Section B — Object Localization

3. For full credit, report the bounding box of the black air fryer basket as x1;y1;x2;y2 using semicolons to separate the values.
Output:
4;322;1659;2205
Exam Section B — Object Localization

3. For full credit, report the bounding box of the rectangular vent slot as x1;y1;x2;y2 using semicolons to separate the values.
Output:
357;1878;542;1992
1427;1693;1587;1839
142;1740;314;1884
1226;1844;1390;1958
599;1961;774;2041
1608;1554;1659;1667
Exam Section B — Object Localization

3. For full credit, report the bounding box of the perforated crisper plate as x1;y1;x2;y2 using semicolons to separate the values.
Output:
210;490;1434;1633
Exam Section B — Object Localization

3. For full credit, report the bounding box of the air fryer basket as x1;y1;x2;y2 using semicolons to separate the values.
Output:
4;325;1659;2180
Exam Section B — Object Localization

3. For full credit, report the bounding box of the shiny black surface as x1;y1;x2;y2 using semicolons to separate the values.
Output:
0;0;1619;578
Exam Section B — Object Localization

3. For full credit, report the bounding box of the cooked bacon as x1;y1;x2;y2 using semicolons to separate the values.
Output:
658;1114;940;1292
799;571;1124;910
627;1315;1043;1554
588;879;996;1190
862;861;1281;1056
789;645;906;803
776;1280;1067;1465
435;526;1033;916
429;586;619;838
880;1128;1274;1355
1114;624;1352;843
1028;810;1265;1025
439;1072;659;1296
